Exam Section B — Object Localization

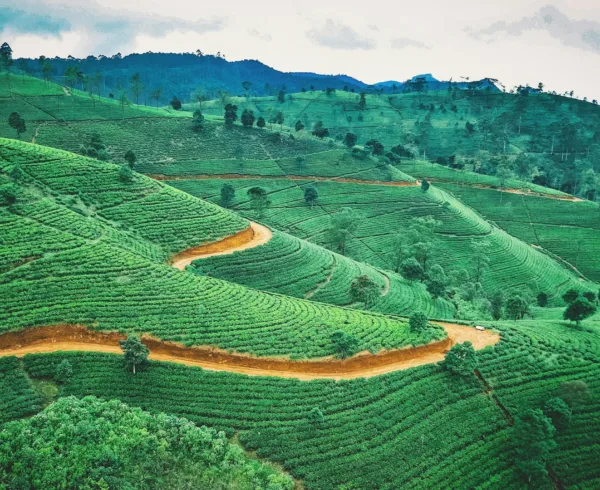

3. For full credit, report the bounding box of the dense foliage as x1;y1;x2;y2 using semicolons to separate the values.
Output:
0;396;293;489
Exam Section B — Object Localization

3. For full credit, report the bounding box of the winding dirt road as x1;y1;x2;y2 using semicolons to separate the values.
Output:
0;323;499;380
170;222;272;270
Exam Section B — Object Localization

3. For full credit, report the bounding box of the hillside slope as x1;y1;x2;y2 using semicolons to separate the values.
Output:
0;139;442;357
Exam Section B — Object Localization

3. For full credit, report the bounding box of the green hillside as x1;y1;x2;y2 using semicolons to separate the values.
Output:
170;176;592;309
0;139;441;357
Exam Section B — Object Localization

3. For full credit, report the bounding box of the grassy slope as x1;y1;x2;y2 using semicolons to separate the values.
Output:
436;183;600;282
0;139;442;357
21;310;600;489
170;177;590;305
197;89;600;158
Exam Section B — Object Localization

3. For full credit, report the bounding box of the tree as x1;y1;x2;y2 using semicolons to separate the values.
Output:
331;331;358;359
0;42;13;73
220;184;235;207
119;335;149;375
129;72;144;104
582;291;596;303
406;216;441;274
344;132;358;148
191;87;207;108
513;409;556;484
426;278;446;299
304;186;319;209
312;121;330;139
409;312;428;331
506;294;529;320
224;103;238;128
350;275;381;308
392;233;410;273
544;397;571;429
400;258;424;282
328;207;358;255
9;165;24;182
421;179;430;192
472;240;491;283
563;298;596;326
277;88;286;103
490;291;505;320
358;91;366;110
247;186;271;217
295;120;305;132
560;380;590;406
124;150;137;168
64;65;80;89
0;185;17;206
119;92;129;112
42;61;53;83
365;139;384;155
118;165;133;182
562;289;579;304
55;359;73;383
192;109;205;132
7;112;25;139
257;116;266;129
241;109;255;128
150;87;162;107
170;96;182;110
273;111;284;129
443;341;477;376
537;292;548;307
465;121;476;134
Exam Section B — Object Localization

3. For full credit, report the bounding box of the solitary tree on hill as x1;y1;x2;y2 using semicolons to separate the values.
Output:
256;116;266;129
224;104;238;128
124;150;137;169
150;87;162;107
129;72;144;104
465;121;475;134
8;112;26;139
331;331;358;359
350;275;381;309
312;121;329;139
358;91;366;110
536;292;549;307
241;80;252;96
0;42;13;73
562;289;580;304
513;409;556;484
420;179;430;192
220;184;235;208
328;207;358;255
120;335;149;375
304;186;319;209
295;120;305;132
442;341;477;376
563;298;596;327
118;164;133;183
170;96;182;110
400;257;424;282
241;109;256;128
192;109;205;132
247;186;271;217
344;132;357;148
409;312;428;331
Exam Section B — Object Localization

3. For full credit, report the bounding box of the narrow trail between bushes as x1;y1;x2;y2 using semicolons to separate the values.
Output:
170;222;272;270
0;323;499;380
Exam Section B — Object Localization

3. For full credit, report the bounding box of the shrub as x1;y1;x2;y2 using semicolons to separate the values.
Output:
331;331;358;359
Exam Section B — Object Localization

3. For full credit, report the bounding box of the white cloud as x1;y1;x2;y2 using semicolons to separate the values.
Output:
306;19;376;50
391;37;430;50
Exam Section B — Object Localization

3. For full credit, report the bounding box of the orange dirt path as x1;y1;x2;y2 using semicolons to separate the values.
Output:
0;323;499;380
170;222;272;270
148;173;419;187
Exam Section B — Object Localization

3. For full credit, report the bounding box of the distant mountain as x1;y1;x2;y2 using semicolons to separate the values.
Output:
16;51;499;104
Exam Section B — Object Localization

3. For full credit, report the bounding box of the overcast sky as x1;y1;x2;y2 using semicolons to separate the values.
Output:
1;0;600;99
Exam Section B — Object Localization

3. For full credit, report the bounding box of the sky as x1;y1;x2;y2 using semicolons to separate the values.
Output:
1;0;600;99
